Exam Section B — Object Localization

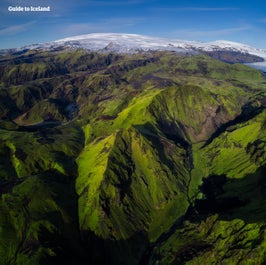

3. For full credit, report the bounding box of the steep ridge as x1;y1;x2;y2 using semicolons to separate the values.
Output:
0;49;265;264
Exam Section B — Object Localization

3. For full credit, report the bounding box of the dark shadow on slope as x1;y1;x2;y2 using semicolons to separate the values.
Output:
27;170;84;265
194;174;248;215
173;240;213;265
134;121;190;153
38;225;85;265
0;146;18;183
134;122;191;177
149;111;191;149
75;230;150;265
193;165;266;223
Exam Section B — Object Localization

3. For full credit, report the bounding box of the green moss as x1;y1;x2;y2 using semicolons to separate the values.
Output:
201;110;265;178
112;88;161;128
76;133;116;231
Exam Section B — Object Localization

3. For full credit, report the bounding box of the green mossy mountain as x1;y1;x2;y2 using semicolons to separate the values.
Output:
0;49;265;264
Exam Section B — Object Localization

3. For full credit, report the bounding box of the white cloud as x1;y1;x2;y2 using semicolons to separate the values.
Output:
0;21;36;36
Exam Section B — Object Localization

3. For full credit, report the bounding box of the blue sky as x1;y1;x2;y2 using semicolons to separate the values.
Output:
1;0;266;49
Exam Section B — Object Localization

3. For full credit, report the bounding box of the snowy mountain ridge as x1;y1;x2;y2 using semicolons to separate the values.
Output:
22;33;266;58
6;33;266;69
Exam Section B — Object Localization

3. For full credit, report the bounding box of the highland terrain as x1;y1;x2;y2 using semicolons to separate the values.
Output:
0;36;265;264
